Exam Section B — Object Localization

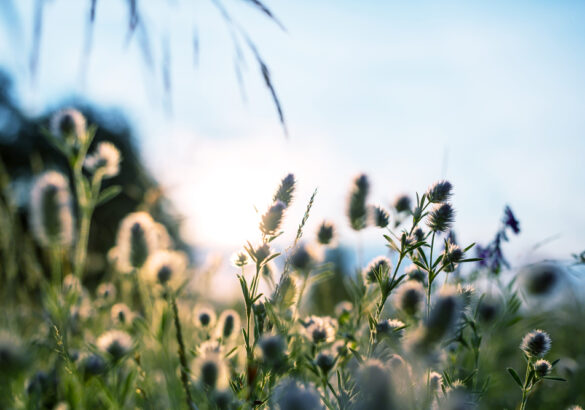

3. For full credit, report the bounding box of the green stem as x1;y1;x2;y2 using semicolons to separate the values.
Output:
170;295;194;409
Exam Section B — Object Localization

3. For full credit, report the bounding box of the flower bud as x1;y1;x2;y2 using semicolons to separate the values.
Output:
534;359;552;378
193;305;217;328
273;173;296;207
347;174;370;231
260;200;286;236
426;180;453;203
316;351;335;373
317;221;335;245
116;212;158;272
97;330;132;361
427;203;455;232
520;329;551;357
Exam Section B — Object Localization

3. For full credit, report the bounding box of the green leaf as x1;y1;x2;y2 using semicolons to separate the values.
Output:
349;348;364;364
507;368;523;388
543;376;567;382
96;185;122;206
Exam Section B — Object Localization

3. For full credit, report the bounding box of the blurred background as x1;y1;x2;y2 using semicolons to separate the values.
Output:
0;0;584;300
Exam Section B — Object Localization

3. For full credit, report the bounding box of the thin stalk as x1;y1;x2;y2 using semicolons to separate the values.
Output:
170;294;194;409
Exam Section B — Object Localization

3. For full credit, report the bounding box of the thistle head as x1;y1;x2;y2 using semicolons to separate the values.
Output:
534;359;552;378
347;173;370;231
371;205;390;228
426;180;453;203
193;305;217;328
442;242;464;272
115;212;158;272
521;329;551;357
394;281;425;316
96;330;132;361
393;194;412;213
84;141;121;179
273;173;296;207
427;203;455;232
30;171;75;247
260;200;286;236
302;316;337;344
363;256;391;285
316;220;335;245
291;243;316;272
50;108;87;144
217;310;241;341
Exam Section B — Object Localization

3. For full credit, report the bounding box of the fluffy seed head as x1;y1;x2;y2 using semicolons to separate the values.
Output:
363;256;391;284
316;351;335;373
30;171;75;247
429;371;443;392
356;359;395;410
96;282;117;305
394;194;412;213
317;221;335;245
217;310;241;340
232;251;248;268
376;319;405;338
442;242;464;273
534;359;552;378
50;108;87;143
424;287;462;344
347;173;370;231
456;284;475;307
111;303;133;326
84;141;121;178
143;250;187;289
116;212;158;272
405;264;428;285
395;281;425;316
192;353;230;390
523;262;563;296
271;378;322;410
521;329;551;357
426;180;453;203
291;243;315;271
371;205;390;228
427;203;455;232
194;305;217;328
96;330;132;361
260;200;286;236
302;316;337;344
259;334;286;364
273;173;296;207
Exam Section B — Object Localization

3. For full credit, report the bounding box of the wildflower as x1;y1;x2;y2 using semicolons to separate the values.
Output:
290;243;315;271
30;171;75;247
96;282;117;305
456;284;474;307
503;205;520;234
393;194;412;213
143;250;187;289
259;334;286;365
96;330;132;361
217;310;241;340
376;319;405;338
534;359;552;378
194;305;217;328
347;173;369;231
192;352;230;390
84;141;121;178
334;301;353;317
111;303;133;326
250;243;271;265
315;351;335;373
232;251;248;268
197;340;223;355
271;378;322;410
316;221;334;245
363;256;391;284
426;180;453;203
78;353;107;377
63;274;82;294
405;264;427;285
356;360;396;410
429;371;443;392
424;287;461;344
260;200;286;236
115;212;158;272
273;173;296;207
50;108;87;143
302;316;337;344
412;227;426;242
394;281;425;316
521;329;551;357
427;203;455;232
371;205;389;228
442;242;464;272
522;262;563;296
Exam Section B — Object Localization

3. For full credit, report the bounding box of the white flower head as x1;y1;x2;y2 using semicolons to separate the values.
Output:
96;330;132;360
50;108;87;143
192;352;230;390
143;250;187;289
115;212;159;272
84;141;121;178
302;316;337;344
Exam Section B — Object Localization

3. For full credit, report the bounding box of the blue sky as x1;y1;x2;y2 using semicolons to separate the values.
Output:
1;0;584;274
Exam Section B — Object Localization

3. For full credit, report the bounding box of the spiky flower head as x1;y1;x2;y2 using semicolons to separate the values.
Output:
271;378;322;410
232;251;248;268
273;173;296;207
405;264;427;285
291;243;315;272
111;303;133;326
427;203;455;232
503;205;520;234
115;212;158;272
393;194;412;213
78;353;107;377
521;329;551;357
426;180;453;203
442;242;464;273
30;171;75;247
376;319;405;338
250;243;271;265
371;205;390;228
363;256;391;284
477;297;500;323
347;173;370;231
316;220;335;245
260;200;286;236
84;141;121;178
456;284;475;307
534;359;552;378
50;108;87;144
193;305;217;328
316;351;335;373
96;282;117;305
394;280;425;316
522;262;563;296
412;227;426;242
143;250;187;289
217;310;241;341
259;333;286;365
302;316;337;344
96;330;132;361
192;352;230;390
424;287;461;344
429;371;443;392
356;359;395;410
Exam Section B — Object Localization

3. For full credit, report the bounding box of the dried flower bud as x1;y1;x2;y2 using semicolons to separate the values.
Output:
521;329;551;357
347;174;370;231
273;173;296;207
30;171;75;247
427;203;455;232
232;251;248;268
426;180;453;203
442;242;464;272
260;200;286;236
317;221;335;245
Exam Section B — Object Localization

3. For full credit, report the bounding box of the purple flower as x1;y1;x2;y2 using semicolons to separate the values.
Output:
503;206;520;235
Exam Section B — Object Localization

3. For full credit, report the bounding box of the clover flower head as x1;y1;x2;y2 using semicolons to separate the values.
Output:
302;316;337;344
50;108;87;143
371;205;390;228
260;200;286;236
363;256;391;284
273;173;296;207
194;305;217;328
192;352;230;390
521;329;551;357
534;359;552;378
271;378;322;410
143;250;187;288
97;330;132;360
317;220;335;245
426;180;453;203
84;141;121;178
427;203;455;233
111;303;133;326
394;280;425;316
217;310;241;340
393;194;412;213
347;173;370;231
116;212;159;272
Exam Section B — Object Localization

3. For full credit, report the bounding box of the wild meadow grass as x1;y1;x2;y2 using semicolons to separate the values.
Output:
0;109;583;409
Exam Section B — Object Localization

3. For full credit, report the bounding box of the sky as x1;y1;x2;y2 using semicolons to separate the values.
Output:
1;0;584;279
